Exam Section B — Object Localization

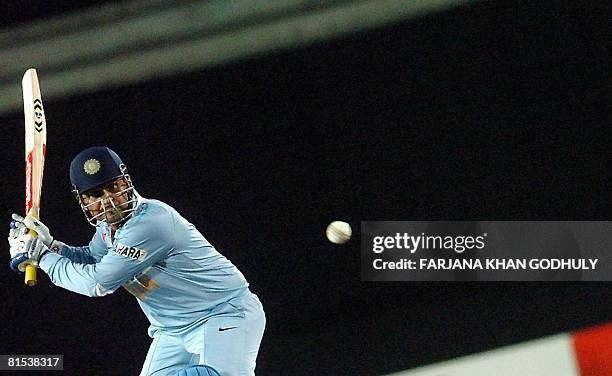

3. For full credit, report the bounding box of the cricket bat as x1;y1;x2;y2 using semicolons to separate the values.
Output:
22;68;47;287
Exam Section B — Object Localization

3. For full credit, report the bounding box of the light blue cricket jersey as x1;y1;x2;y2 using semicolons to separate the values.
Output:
39;196;249;335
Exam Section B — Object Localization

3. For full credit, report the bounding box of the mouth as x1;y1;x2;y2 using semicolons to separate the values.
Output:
105;208;122;217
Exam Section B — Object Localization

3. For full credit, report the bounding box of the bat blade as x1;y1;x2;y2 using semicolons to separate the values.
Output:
22;68;47;287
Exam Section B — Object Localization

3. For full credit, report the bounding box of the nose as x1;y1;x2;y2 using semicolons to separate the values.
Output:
101;189;114;198
101;191;119;209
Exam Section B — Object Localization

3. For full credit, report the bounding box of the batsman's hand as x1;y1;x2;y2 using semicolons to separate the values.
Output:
11;213;54;247
9;220;30;272
9;236;49;273
8;214;61;274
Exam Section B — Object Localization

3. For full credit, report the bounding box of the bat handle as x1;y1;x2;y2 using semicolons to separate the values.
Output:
25;264;37;286
24;227;38;286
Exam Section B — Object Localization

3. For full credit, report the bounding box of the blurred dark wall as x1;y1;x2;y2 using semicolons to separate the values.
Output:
0;1;610;375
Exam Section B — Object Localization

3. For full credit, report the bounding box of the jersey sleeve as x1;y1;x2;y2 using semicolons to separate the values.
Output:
57;232;108;264
39;206;176;297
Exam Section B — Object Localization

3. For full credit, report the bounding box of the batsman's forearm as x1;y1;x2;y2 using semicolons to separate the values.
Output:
39;253;104;297
55;243;98;264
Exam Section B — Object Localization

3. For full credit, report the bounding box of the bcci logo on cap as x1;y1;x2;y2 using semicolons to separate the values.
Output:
83;159;101;175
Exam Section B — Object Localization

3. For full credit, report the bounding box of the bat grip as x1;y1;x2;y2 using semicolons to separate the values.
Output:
24;228;38;286
25;265;37;286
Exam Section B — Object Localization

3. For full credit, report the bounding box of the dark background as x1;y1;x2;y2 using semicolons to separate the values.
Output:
0;0;610;375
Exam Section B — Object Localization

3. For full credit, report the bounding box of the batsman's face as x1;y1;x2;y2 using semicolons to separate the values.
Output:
81;178;131;224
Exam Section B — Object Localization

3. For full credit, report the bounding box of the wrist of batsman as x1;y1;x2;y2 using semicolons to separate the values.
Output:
48;239;64;254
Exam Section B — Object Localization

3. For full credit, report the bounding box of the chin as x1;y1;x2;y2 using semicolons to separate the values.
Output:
108;213;125;223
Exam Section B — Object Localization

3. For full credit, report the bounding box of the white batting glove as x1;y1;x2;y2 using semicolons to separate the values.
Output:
8;218;29;272
9;232;31;259
8;219;35;272
12;213;54;247
26;236;50;267
10;213;64;258
10;235;50;271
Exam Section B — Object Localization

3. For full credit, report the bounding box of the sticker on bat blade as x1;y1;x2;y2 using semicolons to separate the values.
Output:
33;99;45;132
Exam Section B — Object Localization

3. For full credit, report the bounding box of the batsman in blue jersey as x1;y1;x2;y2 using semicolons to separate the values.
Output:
8;146;266;376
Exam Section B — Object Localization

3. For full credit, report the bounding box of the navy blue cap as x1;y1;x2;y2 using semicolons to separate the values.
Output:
70;146;126;194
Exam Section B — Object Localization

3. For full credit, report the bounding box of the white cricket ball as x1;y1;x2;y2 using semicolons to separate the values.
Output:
326;221;352;244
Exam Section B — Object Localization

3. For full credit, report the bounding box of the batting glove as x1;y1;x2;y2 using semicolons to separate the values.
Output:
9;235;48;272
11;213;64;253
9;215;63;273
11;213;53;246
10;235;49;273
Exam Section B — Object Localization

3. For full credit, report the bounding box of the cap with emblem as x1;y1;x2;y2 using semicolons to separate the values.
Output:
70;146;127;194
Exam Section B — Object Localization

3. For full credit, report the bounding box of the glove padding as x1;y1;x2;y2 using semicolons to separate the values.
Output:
8;214;60;274
9;235;49;273
11;213;53;247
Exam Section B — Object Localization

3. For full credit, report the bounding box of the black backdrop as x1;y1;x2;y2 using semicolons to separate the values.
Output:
0;1;610;375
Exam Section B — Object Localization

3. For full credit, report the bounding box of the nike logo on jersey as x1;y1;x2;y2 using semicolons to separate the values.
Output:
218;327;238;332
114;243;147;262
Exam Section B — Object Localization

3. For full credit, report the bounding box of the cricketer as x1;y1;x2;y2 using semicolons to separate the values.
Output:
9;146;266;376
